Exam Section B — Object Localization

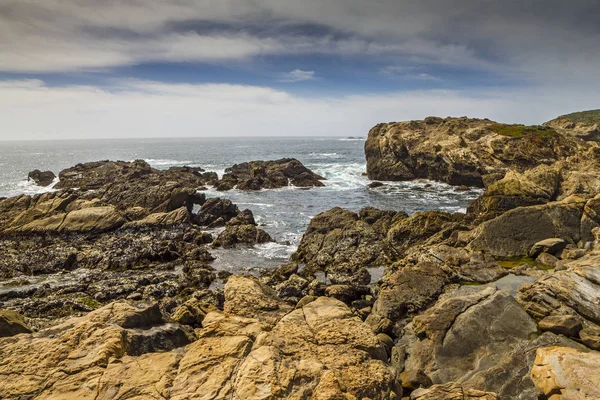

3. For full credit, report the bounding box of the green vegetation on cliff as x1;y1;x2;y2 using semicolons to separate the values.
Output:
555;109;600;124
489;124;558;144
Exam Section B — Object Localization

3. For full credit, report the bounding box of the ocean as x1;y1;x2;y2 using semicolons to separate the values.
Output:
0;137;482;273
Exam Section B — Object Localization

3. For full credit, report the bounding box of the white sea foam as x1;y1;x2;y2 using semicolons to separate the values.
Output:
144;158;193;167
310;162;368;190
4;177;59;198
338;137;365;141
251;241;297;260
309;152;344;159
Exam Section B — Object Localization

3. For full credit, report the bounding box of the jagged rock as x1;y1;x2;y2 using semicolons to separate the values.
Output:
171;297;218;327
275;274;309;298
292;207;404;275
579;326;600;350
55;160;209;213
538;315;582;337
386;211;464;253
212;224;273;248
365;117;575;187
219;158;325;190
0;302;193;399
55;160;153;189
529;238;567;258
467;165;561;222
27;169;56;186
325;284;368;304
410;382;499;400
518;251;600;324
0;309;32;337
531;346;600;399
225;209;256;226
194;197;240;227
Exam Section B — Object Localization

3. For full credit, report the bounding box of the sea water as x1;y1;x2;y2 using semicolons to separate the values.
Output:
0;137;482;271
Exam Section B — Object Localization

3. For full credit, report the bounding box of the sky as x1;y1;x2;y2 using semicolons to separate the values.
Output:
1;0;599;140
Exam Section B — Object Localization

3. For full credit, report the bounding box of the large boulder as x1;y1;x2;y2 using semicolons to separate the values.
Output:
396;286;582;399
194;197;240;227
27;169;56;186
55;160;153;189
365;117;575;187
219;158;325;190
468;196;586;257
58;205;126;233
531;346;600;399
223;275;293;327
0;302;193;399
368;262;449;328
466;165;561;222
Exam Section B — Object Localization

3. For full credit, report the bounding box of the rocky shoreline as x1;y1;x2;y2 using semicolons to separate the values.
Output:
1;111;600;399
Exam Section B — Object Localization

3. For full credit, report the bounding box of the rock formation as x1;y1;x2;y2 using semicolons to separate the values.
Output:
365;117;577;187
0;276;400;399
217;158;325;190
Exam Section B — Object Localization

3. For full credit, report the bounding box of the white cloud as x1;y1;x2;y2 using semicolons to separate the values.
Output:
0;79;598;141
278;69;316;83
1;0;599;83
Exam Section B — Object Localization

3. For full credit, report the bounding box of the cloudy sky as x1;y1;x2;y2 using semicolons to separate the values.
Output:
1;0;599;140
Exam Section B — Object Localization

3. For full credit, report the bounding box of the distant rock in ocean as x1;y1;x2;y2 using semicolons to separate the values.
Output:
217;157;325;191
27;169;56;186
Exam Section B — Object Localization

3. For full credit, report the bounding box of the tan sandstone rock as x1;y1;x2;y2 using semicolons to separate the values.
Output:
531;346;600;400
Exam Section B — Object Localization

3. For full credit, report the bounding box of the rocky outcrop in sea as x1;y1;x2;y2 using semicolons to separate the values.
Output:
2;110;600;399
